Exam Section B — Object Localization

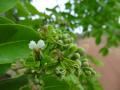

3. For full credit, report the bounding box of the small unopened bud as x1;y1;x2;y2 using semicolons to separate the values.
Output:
31;70;35;73
83;61;90;66
85;71;92;76
69;44;77;53
71;53;80;60
58;40;63;44
29;40;37;50
6;69;17;78
34;78;40;84
76;59;82;67
37;39;45;49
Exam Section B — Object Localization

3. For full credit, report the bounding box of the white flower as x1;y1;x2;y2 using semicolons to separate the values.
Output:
28;39;45;50
29;40;37;50
37;40;45;49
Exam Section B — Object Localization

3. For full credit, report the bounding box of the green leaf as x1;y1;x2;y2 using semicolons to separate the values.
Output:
95;30;103;45
0;76;28;90
0;64;10;75
0;41;31;64
99;47;109;56
87;54;104;66
95;35;101;45
0;0;18;13
0;24;39;44
0;24;39;64
43;76;69;90
25;1;40;15
65;2;72;9
0;16;14;24
16;1;30;16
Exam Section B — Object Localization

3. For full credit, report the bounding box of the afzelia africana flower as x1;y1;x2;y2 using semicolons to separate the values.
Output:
29;39;45;50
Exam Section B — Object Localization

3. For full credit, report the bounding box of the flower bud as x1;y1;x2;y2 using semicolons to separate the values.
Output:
29;40;37;50
76;59;82;67
85;71;92;76
62;34;69;39
68;44;77;53
34;78;40;84
58;40;63;44
37;39;45;49
28;40;45;50
64;38;71;43
55;67;66;78
83;61;90;67
77;48;86;56
82;58;89;62
71;53;80;60
6;69;17;78
55;36;59;40
17;68;27;75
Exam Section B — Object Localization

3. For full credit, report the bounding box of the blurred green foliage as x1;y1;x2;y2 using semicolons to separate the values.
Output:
1;0;119;55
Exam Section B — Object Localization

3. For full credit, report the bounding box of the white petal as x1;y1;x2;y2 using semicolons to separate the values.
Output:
28;40;37;49
37;39;45;49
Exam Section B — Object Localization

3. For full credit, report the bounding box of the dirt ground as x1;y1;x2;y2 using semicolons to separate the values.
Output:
77;38;120;90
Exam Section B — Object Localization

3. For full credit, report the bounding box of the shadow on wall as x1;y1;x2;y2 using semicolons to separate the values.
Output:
77;37;120;90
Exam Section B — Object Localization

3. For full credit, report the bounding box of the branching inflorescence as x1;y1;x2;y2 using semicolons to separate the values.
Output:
7;25;97;90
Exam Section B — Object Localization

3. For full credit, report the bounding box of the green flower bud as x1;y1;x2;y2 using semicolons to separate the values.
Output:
85;68;96;75
34;78;40;84
58;40;63;44
73;63;80;69
64;38;71;43
55;36;59;40
31;70;36;73
83;67;96;75
76;59;82;67
83;61;90;67
62;34;68;39
39;80;44;86
59;35;63;39
68;44;77;53
75;53;81;59
55;67;66;78
82;58;89;62
70;37;74;42
63;44;69;49
85;71;92;76
77;48;86;56
71;53;80;60
91;70;96;75
17;68;27;75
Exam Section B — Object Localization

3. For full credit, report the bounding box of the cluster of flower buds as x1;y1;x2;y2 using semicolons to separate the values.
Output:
55;66;66;79
9;25;97;90
81;58;96;76
6;60;26;78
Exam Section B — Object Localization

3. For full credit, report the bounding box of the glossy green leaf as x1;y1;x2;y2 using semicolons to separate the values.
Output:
0;41;31;64
0;16;14;24
0;64;10;75
0;24;39;64
0;0;18;13
25;1;40;15
99;47;109;56
0;24;39;44
0;76;28;90
16;1;30;16
43;76;69;90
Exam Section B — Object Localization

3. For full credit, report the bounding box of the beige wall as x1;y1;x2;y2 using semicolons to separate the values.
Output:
77;38;120;90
